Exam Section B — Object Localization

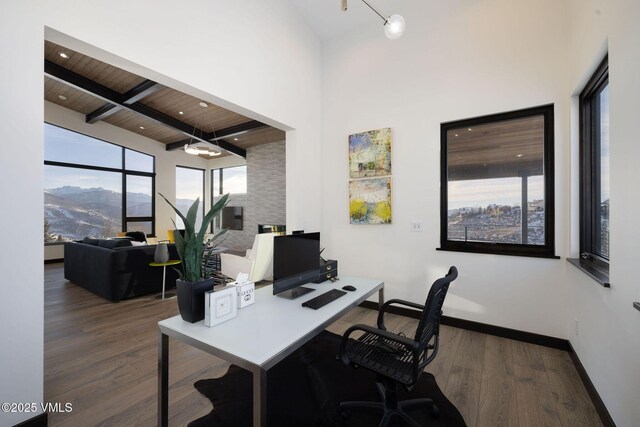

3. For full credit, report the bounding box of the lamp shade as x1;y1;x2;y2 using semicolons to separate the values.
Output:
384;14;405;39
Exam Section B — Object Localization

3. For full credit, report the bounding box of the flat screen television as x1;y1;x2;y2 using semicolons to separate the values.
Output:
272;232;320;299
221;206;243;230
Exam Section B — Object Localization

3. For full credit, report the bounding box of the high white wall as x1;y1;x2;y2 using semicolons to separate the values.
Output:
321;0;571;338
0;0;322;424
566;0;640;425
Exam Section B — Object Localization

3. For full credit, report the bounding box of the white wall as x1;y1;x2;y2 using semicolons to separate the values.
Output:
0;3;45;425
321;0;571;338
566;0;640;425
1;1;322;424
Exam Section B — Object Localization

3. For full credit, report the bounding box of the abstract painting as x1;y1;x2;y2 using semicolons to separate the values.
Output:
349;128;392;179
349;177;392;224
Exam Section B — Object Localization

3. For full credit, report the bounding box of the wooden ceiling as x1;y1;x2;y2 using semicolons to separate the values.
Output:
43;41;286;158
447;115;545;181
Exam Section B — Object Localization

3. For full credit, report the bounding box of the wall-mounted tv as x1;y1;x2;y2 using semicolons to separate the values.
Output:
221;206;243;230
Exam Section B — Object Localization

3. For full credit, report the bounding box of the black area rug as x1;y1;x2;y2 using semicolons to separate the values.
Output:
188;331;466;427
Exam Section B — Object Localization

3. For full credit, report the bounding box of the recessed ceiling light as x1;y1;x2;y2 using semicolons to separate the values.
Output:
467;128;472;131
516;154;524;158
139;126;145;130
59;52;69;59
58;95;67;101
454;134;459;137
233;138;239;141
178;111;184;115
199;102;208;108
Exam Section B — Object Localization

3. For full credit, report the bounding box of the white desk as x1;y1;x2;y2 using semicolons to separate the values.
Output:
158;276;384;427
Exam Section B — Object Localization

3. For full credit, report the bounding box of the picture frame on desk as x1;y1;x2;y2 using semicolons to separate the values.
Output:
205;287;237;327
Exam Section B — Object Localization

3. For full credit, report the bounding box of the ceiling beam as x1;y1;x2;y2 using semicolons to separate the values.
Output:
44;60;246;158
86;79;162;124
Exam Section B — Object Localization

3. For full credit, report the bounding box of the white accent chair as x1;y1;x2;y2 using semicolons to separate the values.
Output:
220;233;275;282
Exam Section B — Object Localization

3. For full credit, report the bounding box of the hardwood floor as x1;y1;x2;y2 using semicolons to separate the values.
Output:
44;263;603;426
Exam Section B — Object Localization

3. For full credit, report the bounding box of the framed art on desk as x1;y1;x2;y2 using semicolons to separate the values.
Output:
205;287;237;327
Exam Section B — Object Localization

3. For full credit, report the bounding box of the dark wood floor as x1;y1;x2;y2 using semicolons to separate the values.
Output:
44;263;603;426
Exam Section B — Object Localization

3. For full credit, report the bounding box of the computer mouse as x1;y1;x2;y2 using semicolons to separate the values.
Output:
342;285;356;292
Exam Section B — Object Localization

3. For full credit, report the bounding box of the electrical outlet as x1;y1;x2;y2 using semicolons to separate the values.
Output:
410;221;424;232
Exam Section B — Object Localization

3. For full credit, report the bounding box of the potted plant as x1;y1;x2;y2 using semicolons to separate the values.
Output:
159;192;229;323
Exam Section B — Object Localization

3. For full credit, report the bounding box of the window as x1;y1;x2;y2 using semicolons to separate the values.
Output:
579;56;609;266
44;123;155;242
212;165;247;195
440;105;556;258
175;166;205;230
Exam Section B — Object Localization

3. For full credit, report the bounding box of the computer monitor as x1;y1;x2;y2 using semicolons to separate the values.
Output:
272;232;320;299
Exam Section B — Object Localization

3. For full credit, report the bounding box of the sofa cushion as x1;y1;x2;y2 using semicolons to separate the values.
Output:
82;237;100;245
98;239;132;249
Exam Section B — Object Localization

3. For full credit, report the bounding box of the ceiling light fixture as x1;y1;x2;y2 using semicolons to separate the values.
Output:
139;126;145;130
342;0;405;40
184;141;222;157
184;122;221;157
59;52;69;59
199;102;208;108
179;111;184;115
58;95;67;100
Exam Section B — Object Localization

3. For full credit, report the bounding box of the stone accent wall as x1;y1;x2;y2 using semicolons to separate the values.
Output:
218;140;286;252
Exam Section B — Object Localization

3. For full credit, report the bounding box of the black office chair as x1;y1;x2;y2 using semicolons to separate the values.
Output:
338;266;458;427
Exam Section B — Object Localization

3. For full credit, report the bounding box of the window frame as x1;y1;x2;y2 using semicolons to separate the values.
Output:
44;123;156;241
579;55;609;268
439;104;557;258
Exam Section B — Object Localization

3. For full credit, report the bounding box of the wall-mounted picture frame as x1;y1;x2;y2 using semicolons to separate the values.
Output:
349;127;392;179
349;177;392;224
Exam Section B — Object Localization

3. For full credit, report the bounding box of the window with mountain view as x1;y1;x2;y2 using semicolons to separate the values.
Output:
44;123;155;242
175;166;205;230
440;105;556;258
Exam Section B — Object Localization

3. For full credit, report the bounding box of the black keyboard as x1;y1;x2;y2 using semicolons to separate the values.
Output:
302;289;347;310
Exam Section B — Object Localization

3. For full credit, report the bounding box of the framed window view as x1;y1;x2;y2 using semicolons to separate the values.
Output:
578;56;609;280
439;105;556;258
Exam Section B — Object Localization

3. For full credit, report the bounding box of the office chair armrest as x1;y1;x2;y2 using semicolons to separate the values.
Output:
339;324;419;365
377;299;425;330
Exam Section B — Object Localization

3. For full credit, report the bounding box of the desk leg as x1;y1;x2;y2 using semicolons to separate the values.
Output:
252;368;267;427
158;331;169;427
378;287;385;306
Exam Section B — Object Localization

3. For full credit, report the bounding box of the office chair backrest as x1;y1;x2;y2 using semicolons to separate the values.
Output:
414;266;458;367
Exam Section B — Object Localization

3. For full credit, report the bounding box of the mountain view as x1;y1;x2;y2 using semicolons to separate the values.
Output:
44;186;196;242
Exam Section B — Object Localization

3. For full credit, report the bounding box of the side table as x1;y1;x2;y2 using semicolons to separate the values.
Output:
149;260;181;300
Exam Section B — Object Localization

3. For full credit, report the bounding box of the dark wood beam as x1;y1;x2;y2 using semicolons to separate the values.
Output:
44;60;246;158
86;103;120;124
122;79;161;105
86;79;161;124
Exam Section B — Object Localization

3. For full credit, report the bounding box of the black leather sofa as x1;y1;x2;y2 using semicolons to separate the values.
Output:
64;239;180;302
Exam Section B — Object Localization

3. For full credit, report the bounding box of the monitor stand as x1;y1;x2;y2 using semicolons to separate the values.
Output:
277;286;315;299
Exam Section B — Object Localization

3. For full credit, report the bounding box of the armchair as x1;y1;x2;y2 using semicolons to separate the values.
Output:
220;233;275;282
338;266;458;427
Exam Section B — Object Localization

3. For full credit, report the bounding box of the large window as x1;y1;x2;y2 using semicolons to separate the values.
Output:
579;57;609;266
212;165;247;195
175;166;205;230
440;105;556;258
44;123;155;242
